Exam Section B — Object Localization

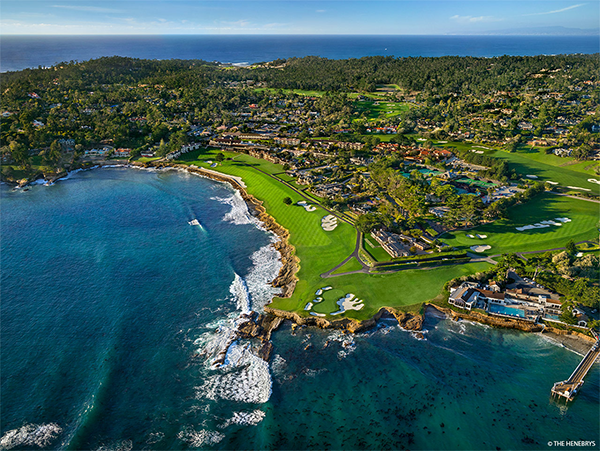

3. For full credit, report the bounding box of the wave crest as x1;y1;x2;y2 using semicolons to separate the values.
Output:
0;423;62;450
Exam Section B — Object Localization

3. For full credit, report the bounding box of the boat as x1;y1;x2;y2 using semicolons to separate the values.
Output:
188;219;201;226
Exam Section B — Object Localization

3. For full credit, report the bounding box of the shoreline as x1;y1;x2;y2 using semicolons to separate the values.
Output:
13;161;596;351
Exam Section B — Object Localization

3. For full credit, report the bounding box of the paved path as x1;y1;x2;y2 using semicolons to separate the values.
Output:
321;231;370;278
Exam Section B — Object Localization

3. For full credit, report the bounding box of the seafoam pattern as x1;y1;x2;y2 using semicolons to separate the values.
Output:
0;423;62;450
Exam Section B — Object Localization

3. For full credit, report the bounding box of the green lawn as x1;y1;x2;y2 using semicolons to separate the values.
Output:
174;147;490;321
253;87;326;97
441;193;600;256
490;148;600;193
331;257;364;275
364;236;393;262
297;262;491;321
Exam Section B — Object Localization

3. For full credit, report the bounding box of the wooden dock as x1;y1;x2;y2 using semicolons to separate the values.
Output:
551;334;600;401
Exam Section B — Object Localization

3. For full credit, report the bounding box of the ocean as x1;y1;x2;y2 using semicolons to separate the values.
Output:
1;168;598;450
1;34;599;73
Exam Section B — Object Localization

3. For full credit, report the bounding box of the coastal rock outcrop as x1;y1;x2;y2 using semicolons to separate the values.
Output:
426;304;544;332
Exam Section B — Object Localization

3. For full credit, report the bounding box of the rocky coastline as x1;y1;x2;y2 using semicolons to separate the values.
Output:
14;160;595;357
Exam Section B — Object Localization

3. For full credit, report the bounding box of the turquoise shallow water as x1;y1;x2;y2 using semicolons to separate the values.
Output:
1;168;598;450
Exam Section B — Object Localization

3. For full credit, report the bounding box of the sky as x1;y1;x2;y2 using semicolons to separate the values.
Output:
1;0;598;35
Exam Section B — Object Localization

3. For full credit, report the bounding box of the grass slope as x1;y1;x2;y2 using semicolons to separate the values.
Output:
300;263;491;321
441;193;599;255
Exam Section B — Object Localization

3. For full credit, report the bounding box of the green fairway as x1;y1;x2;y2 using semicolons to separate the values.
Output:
490;149;600;193
441;193;600;256
355;100;409;121
173;148;502;321
279;262;490;321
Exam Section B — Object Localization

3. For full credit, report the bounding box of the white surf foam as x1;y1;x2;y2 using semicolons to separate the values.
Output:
218;410;266;429
230;273;251;314
95;440;133;451
211;191;259;226
244;244;282;312
198;341;272;404
177;427;224;447
0;423;62;449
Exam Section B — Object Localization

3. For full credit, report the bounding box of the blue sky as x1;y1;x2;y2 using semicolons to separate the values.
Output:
1;1;598;35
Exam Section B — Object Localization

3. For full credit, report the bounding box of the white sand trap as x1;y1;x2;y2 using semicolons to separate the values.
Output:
567;186;592;192
331;293;365;315
587;178;600;185
310;312;326;317
576;252;584;258
315;288;323;296
314;297;323;303
476;234;487;239
516;217;570;231
321;215;338;231
526;175;538;179
322;286;332;291
474;146;492;150
304;302;313;311
437;141;448;143
467;234;475;238
546;181;559;185
470;245;491;253
297;201;317;212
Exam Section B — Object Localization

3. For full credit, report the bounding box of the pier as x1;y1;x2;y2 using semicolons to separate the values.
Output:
551;332;600;401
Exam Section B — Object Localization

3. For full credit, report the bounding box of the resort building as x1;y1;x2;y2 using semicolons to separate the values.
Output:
370;230;410;258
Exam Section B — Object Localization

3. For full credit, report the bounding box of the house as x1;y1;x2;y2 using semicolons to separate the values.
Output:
114;148;131;158
140;150;155;157
371;230;410;258
448;284;480;310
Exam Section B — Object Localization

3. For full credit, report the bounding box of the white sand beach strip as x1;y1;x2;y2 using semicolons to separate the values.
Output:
321;215;338;231
470;245;491;253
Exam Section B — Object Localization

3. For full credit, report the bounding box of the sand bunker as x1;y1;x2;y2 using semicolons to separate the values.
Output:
467;234;475;238
476;234;487;239
304;302;313;311
567;186;592;192
587;178;600;185
546;181;559;185
331;293;364;315
516;217;571;231
297;200;317;212
470;245;491;253
526;175;538;179
321;215;338;231
310;312;326;317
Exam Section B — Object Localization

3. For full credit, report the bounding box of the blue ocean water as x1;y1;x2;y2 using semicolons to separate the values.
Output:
1;168;598;450
1;34;599;72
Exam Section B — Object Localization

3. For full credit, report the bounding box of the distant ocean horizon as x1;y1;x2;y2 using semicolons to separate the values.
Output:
1;34;599;72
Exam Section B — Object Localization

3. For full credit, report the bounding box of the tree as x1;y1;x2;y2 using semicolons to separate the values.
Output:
215;153;225;163
565;240;577;256
283;197;293;205
9;141;28;168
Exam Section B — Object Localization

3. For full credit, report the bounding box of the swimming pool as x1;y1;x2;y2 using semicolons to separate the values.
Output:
489;304;526;318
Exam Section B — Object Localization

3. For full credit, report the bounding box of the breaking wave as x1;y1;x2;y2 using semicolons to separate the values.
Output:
197;342;272;404
211;191;259;226
177;428;224;447
244;244;282;312
95;440;133;451
0;423;62;449
218;410;266;429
